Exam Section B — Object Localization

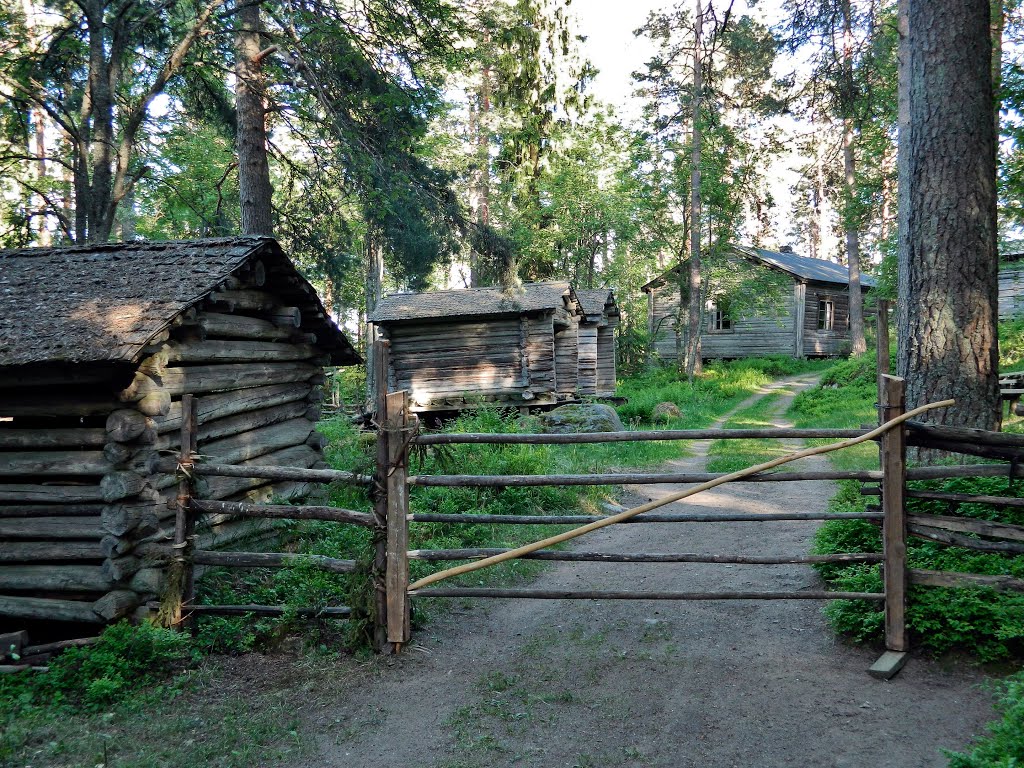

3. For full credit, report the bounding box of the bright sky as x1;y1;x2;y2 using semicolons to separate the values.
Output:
574;0;834;255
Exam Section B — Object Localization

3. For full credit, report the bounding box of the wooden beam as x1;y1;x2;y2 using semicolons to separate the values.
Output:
385;390;411;646
409;588;885;601
880;374;908;653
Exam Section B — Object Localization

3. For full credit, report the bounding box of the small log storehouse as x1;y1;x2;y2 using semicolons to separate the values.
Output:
369;282;619;413
642;246;876;360
0;236;358;627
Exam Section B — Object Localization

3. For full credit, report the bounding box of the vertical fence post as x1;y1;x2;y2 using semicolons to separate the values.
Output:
880;374;908;654
171;394;198;629
385;390;411;648
372;340;390;651
876;299;891;414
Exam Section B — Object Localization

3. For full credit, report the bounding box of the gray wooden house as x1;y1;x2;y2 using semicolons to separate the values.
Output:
999;254;1024;319
0;236;358;627
642;246;875;360
369;282;619;413
576;288;620;397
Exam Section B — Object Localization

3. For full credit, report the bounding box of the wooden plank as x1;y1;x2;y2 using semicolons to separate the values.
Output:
908;568;1024;592
0;429;108;450
880;375;908;653
372;340;390;652
408;548;882;564
189;498;373;527
408;511;883;525
414;428;868;445
409;588;885;601
908;523;1024;554
163;340;318;364
0;450;111;477
120;363;319;402
906;513;1024;542
0;541;103;563
0;595;103;623
0;516;102;539
0;565;110;594
385;391;411;645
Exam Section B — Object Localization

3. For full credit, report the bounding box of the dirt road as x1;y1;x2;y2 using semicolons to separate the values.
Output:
300;374;996;768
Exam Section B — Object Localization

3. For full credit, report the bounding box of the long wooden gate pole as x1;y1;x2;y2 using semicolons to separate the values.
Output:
171;394;198;630
385;390;411;648
372;340;390;651
880;374;908;653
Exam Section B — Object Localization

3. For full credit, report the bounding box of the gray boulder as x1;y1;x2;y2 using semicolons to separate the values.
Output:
652;401;682;422
539;403;624;434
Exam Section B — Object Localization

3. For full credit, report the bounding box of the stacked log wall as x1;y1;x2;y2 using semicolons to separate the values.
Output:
554;315;579;396
999;262;1024;320
802;284;852;357
596;316;617;397
0;258;333;626
578;324;599;395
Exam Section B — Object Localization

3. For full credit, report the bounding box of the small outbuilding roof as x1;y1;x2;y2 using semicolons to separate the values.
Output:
0;236;358;367
641;246;877;291
575;288;619;320
369;281;576;323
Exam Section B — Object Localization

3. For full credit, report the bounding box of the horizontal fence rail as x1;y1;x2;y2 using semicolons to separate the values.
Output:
408;463;1024;489
408;511;884;525
190;498;374;527
408;587;887;601
413;428;870;446
150;602;352;618
407;548;884;565
161;460;373;486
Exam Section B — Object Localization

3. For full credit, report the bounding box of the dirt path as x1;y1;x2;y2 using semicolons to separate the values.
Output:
301;374;996;768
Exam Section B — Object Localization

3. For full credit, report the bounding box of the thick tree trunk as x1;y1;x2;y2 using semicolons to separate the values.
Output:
686;0;704;380
897;0;1000;433
235;0;274;236
84;0;115;243
364;232;384;407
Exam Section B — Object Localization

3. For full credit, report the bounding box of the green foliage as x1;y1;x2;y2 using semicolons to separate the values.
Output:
1000;318;1024;372
0;622;191;720
946;671;1024;768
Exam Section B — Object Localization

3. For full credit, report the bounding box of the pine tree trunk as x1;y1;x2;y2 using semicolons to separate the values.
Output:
364;232;383;407
841;0;866;356
235;0;274;236
897;0;1000;433
686;0;704;380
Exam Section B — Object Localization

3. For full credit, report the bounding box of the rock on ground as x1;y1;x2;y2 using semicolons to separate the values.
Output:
539;403;624;433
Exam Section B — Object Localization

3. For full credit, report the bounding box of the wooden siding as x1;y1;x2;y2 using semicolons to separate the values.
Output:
647;281;797;360
802;286;851;357
578;325;598;395
554;315;579;394
525;314;556;393
386;319;525;402
999;264;1024;320
596;319;617;396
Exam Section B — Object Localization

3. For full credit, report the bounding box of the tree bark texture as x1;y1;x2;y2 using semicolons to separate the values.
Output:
686;0;704;379
235;0;274;236
897;0;1000;432
841;0;866;356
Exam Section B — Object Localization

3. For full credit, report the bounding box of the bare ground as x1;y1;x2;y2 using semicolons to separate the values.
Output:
298;374;997;768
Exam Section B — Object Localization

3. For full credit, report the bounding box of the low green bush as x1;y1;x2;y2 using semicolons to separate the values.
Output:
0;621;191;716
946;671;1024;768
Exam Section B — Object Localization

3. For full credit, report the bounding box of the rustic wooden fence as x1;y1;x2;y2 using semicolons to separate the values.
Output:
162;332;1024;668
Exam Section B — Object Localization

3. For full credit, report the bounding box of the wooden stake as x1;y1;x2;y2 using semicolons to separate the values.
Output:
168;394;198;630
372;340;390;652
385;390;411;647
880;375;908;653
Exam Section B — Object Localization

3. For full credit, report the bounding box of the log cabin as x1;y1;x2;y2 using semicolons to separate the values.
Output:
0;236;358;627
369;282;618;413
575;288;619;397
642;245;876;361
999;253;1024;320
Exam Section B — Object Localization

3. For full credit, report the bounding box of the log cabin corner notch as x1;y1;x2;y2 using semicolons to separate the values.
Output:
369;282;619;413
0;236;359;627
642;245;876;360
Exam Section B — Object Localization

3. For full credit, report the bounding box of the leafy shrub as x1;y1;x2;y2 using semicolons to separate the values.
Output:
0;621;191;715
813;476;1024;661
946;671;1024;768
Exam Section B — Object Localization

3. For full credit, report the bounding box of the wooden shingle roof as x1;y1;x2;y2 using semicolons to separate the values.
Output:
574;288;619;320
369;281;576;323
0;236;358;367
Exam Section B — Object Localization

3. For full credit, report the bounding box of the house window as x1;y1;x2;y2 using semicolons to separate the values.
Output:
817;299;835;330
708;300;732;332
